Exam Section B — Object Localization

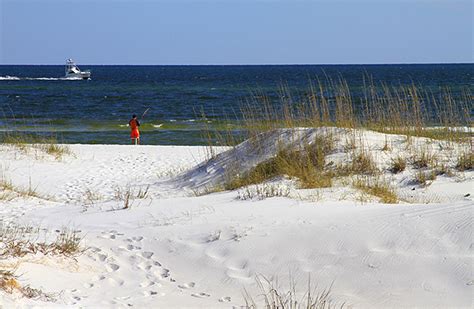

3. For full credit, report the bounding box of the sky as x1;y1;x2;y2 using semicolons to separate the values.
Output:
0;0;472;65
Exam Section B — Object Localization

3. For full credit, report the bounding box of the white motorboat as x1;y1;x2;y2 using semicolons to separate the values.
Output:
65;59;91;79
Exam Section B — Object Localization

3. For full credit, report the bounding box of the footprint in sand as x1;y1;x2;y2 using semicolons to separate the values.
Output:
154;268;170;279
83;283;94;289
107;278;124;287
225;259;252;281
126;244;142;251
88;246;102;253
141;251;154;259
138;262;153;271
106;263;120;272
191;292;211;298
101;233;116;240
97;254;108;262
142;290;162;297
205;247;229;262
178;282;195;289
219;296;232;302
92;275;106;281
139;281;156;288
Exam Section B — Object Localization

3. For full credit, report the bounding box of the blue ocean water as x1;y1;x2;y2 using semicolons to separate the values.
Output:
0;64;472;145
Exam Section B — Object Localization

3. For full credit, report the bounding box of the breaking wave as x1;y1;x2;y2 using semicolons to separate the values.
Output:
0;75;83;81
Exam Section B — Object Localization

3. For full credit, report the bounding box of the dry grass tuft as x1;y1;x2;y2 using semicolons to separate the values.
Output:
390;156;407;174
414;170;437;186
114;184;150;209
197;77;471;200
3;132;73;160
237;184;290;200
434;164;454;177
353;177;398;204
336;149;378;176
0;176;48;201
53;229;84;257
456;152;473;171
0;225;84;258
411;149;437;169
39;142;72;160
226;133;335;190
0;269;55;301
243;274;345;309
381;138;390;152
0;224;81;301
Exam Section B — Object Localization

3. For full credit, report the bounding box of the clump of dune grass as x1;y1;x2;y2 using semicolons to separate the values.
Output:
456;152;473;171
353;177;398;204
80;188;103;211
226;133;335;190
242;274;345;309
0;269;55;301
433;163;454;177
190;185;225;197
0;178;16;201
2;131;72;160
233;77;472;143
0;224;81;301
414;170;437;187
38;142;72;160
390;156;407;174
114;184;150;209
336;149;378;177
237;184;290;201
0;224;84;258
198;75;472;199
0;269;19;294
0;176;51;201
411;149;437;169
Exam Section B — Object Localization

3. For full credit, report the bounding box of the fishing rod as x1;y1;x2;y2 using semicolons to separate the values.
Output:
141;108;150;119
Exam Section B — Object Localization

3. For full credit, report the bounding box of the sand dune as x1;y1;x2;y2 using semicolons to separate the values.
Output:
0;129;472;308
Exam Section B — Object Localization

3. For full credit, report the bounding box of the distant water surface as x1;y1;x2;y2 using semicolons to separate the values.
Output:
0;64;472;145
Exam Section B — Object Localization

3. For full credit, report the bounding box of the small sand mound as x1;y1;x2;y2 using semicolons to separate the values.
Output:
173;127;347;190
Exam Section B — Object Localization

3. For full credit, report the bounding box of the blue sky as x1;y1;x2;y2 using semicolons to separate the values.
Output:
1;0;472;64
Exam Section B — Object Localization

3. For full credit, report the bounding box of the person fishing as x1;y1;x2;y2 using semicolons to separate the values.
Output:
129;114;141;145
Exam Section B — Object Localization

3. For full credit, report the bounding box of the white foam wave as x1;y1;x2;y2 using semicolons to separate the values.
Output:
0;76;84;81
0;76;20;81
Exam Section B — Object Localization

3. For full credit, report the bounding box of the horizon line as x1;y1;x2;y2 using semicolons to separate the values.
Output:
1;61;473;66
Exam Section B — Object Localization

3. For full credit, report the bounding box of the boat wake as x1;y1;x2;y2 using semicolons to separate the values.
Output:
0;75;83;81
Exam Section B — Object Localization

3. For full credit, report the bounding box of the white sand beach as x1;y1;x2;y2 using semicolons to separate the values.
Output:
0;129;472;308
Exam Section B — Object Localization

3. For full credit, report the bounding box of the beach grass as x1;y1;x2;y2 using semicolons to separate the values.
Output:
0;224;84;258
113;184;150;209
202;76;471;192
243;274;344;309
0;222;83;299
456;152;473;171
1;131;72;160
225;133;335;190
390;156;407;174
204;77;471;146
0;176;46;200
353;176;398;204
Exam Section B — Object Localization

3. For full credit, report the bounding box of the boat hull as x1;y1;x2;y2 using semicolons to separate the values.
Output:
65;71;91;80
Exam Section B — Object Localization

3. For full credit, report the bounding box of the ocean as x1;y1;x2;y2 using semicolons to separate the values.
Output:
0;64;472;145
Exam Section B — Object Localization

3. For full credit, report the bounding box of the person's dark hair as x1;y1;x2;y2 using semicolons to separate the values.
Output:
132;114;137;118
